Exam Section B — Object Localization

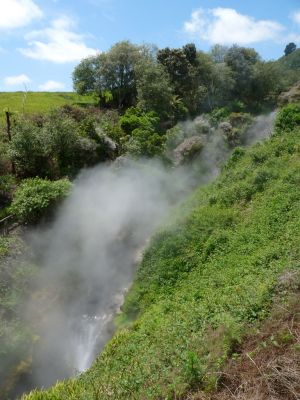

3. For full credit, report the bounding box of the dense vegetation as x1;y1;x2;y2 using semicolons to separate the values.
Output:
22;104;300;399
1;41;299;186
0;40;300;399
73;42;297;114
10;178;71;224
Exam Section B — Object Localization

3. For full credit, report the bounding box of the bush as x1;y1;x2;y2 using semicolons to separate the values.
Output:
9;112;105;179
42;114;83;176
209;107;230;126
125;127;165;157
120;107;160;135
275;103;300;133
9;120;50;177
10;178;72;223
96;110;125;147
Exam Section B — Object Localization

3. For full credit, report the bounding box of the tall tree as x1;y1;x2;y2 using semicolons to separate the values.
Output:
73;41;145;109
224;45;260;104
135;58;175;119
210;44;229;63
284;42;297;57
157;44;213;115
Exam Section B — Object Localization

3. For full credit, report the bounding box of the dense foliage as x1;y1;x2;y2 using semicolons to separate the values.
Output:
0;40;299;400
23;104;300;399
0;41;298;182
10;178;72;223
74;41;297;116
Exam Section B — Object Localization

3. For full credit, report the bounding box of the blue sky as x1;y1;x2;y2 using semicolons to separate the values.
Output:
1;0;300;92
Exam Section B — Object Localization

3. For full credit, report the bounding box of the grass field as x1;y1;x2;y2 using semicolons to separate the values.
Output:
0;92;97;116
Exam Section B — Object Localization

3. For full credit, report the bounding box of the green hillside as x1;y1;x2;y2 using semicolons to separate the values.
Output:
279;48;300;70
0;92;96;116
24;106;300;399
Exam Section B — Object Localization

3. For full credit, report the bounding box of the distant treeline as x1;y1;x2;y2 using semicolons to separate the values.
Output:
0;41;299;194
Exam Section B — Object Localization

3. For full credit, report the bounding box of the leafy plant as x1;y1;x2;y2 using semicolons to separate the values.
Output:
275;103;300;133
10;178;72;223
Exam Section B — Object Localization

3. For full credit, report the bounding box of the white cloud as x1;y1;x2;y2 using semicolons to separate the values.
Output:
183;8;284;45
0;0;42;30
19;16;98;63
38;80;65;91
4;74;31;86
292;11;300;25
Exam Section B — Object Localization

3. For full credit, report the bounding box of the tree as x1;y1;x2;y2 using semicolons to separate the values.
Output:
284;42;297;57
250;61;287;107
157;44;213;115
73;56;99;95
135;58;174;119
157;45;192;98
206;62;235;110
210;44;229;63
224;45;260;104
73;41;146;109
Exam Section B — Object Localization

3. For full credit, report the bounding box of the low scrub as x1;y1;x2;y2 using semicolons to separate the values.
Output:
10;178;72;224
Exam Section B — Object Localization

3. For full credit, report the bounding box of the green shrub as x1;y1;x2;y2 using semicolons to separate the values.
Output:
125;126;165;157
97;110;124;144
225;147;246;168
42;113;83;176
209;107;230;126
9;120;50;178
120;107;160;135
275;103;300;133
10;178;72;223
228;112;251;127
8;112;104;179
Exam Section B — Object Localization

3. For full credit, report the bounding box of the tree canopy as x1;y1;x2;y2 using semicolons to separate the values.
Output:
284;42;297;57
73;40;293;119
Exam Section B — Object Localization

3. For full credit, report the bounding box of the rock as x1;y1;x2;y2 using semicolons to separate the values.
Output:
218;121;233;133
173;136;203;166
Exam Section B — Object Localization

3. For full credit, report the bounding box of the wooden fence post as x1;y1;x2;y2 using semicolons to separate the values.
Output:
5;110;16;175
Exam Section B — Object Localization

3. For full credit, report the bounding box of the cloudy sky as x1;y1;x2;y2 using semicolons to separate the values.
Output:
1;0;300;92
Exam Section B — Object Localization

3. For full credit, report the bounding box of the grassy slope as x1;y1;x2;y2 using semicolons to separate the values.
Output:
189;271;300;399
24;123;300;399
0;92;96;116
